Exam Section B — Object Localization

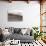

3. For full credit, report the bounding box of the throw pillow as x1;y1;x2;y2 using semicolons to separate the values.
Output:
8;27;14;34
24;28;31;35
14;28;21;33
21;28;27;35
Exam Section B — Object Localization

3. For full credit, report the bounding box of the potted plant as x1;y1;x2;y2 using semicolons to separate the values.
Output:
32;27;43;40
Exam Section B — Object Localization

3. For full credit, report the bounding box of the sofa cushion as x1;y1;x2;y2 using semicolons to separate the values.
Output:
8;33;34;43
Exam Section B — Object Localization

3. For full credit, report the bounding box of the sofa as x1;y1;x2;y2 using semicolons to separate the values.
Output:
3;27;34;43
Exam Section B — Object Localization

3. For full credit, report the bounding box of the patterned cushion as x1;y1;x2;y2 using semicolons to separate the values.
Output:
8;27;14;34
21;29;27;35
14;28;21;33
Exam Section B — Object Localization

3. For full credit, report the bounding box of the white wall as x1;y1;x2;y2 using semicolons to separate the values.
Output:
0;1;40;28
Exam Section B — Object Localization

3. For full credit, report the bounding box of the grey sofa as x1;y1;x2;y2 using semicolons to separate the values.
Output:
3;28;34;43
